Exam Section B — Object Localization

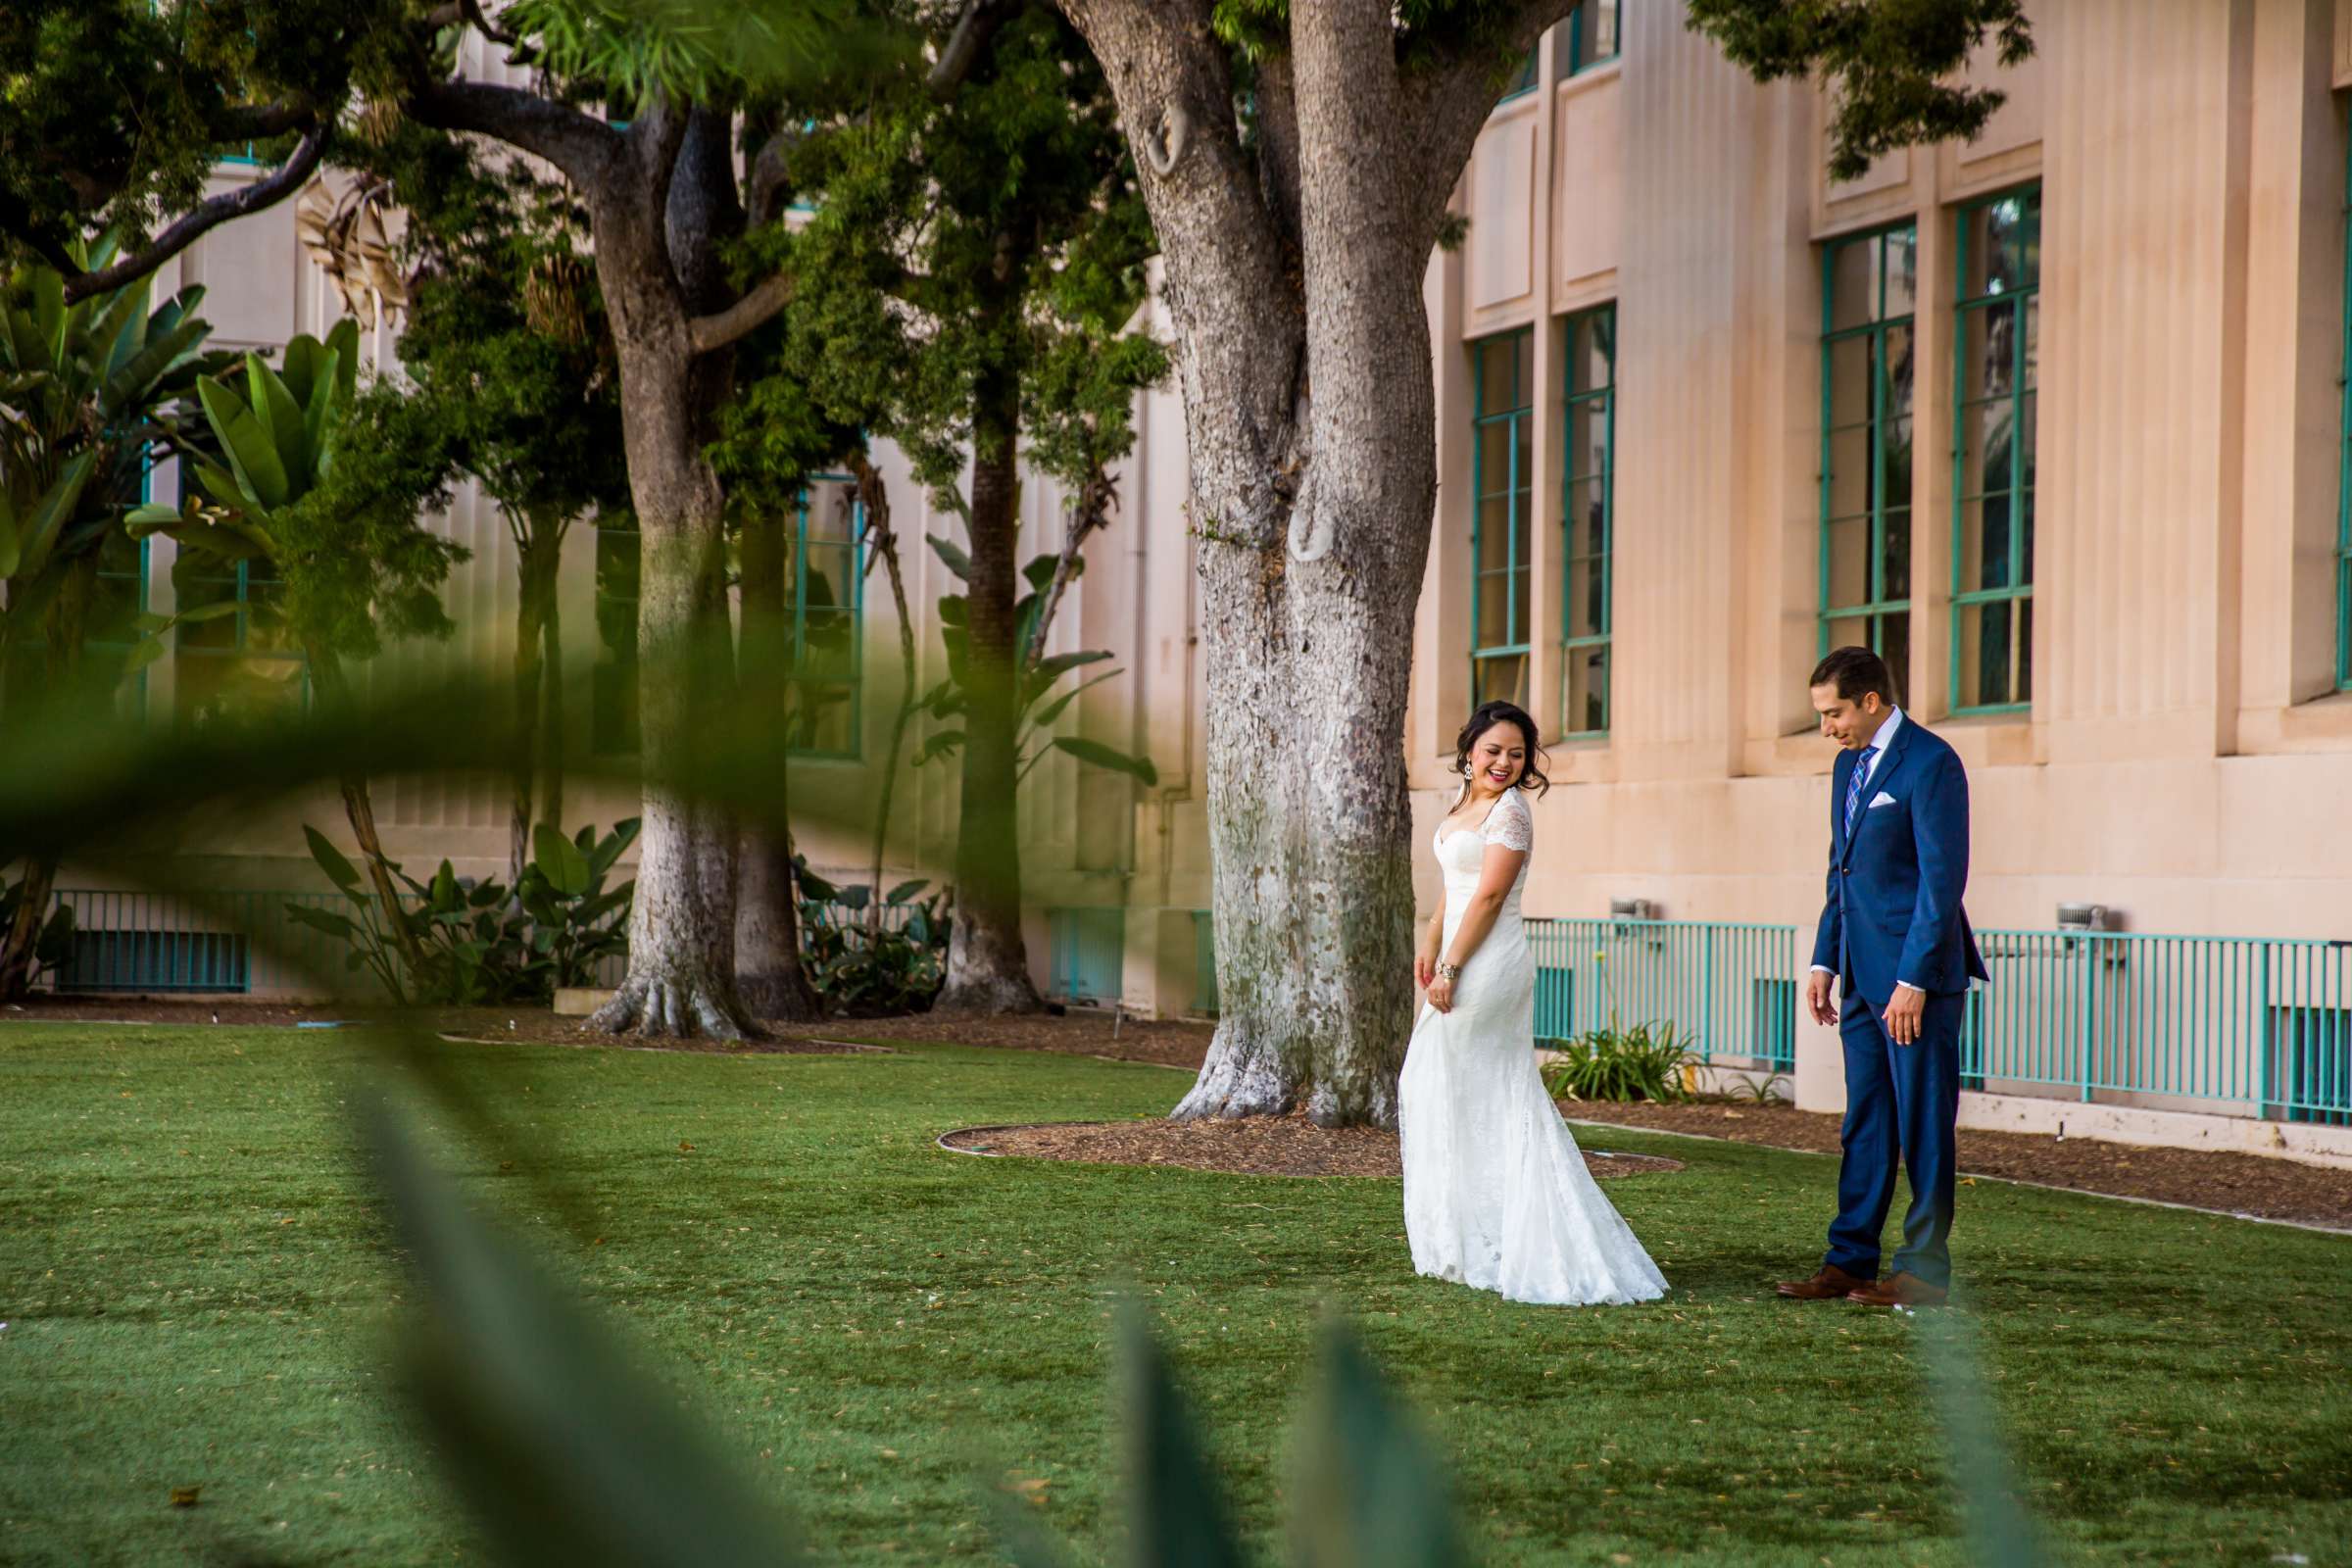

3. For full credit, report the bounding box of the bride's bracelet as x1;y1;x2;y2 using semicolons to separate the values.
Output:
1434;960;1461;982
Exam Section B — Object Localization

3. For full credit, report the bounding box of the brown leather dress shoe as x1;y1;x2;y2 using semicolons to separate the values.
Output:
1846;1271;1948;1308
1775;1263;1875;1299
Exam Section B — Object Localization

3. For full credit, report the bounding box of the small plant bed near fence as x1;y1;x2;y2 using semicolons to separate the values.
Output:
1558;1099;2352;1230
937;1112;1687;1181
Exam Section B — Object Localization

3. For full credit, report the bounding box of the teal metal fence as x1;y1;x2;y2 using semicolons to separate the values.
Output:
43;889;919;999
1048;906;1125;1004
1526;917;1800;1069
1965;929;2352;1123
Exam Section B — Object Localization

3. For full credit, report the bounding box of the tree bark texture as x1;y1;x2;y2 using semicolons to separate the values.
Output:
734;510;822;1020
580;101;758;1040
1056;0;1568;1123
935;370;1044;1014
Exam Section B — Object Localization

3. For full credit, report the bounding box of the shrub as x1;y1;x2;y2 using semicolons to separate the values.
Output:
795;874;949;1016
1539;1020;1700;1104
287;820;636;1005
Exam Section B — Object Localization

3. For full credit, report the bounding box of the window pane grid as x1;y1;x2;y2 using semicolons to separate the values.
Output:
1472;331;1534;710
784;479;865;760
1820;223;1917;681
1560;304;1614;737
1951;184;2041;714
1568;0;1620;74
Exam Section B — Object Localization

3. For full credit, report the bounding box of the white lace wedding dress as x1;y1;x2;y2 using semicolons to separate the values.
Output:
1397;786;1670;1306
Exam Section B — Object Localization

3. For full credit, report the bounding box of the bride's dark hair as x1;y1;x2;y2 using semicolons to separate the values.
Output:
1452;700;1551;797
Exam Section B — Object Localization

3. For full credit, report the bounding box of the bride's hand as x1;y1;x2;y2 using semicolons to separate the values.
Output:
1426;976;1453;1013
1415;953;1436;989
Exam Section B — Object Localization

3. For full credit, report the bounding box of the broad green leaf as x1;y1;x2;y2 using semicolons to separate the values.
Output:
283;902;360;941
0;488;17;578
430;860;462;910
90;278;152;387
248;352;313;494
304;824;364;892
534;821;592;897
16;449;98;579
1052;736;1157;787
1029;650;1113;686
1117;1305;1250;1568
885;878;929;905
912;728;965;765
1029;667;1122;730
587;818;641;881
323;318;360;403
1020;553;1064;592
925;533;971;580
936;595;967;627
1293;1321;1468;1568
30;266;65;369
122;502;182;530
197;374;289;511
279;333;326;409
359;1092;807;1568
122;635;167;675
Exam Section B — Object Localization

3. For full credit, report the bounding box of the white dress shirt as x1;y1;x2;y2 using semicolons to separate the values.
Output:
1813;706;1917;991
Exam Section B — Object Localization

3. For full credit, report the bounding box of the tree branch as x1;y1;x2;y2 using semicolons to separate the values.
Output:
688;273;794;355
928;0;1023;98
62;122;329;303
1399;0;1581;237
213;99;318;142
403;71;622;197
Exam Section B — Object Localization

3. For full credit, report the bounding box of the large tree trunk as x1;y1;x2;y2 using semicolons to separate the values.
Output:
506;518;562;893
1058;0;1512;1124
733;509;822;1020
584;105;758;1040
935;370;1044;1014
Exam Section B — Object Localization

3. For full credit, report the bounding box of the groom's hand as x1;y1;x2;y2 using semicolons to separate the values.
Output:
1884;984;1927;1046
1805;969;1838;1026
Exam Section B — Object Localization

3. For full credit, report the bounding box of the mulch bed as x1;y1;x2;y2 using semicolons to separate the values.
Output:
1560;1100;2352;1230
939;1111;1687;1181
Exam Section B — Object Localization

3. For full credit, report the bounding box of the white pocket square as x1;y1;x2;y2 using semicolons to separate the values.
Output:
1868;791;1898;808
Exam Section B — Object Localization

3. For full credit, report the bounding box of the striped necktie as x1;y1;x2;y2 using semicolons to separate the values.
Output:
1843;745;1879;841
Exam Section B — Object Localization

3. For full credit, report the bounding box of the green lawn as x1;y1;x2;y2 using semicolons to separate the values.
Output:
0;1026;2344;1567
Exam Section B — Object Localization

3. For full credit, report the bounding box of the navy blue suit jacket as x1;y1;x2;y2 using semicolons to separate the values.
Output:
1810;716;1989;1008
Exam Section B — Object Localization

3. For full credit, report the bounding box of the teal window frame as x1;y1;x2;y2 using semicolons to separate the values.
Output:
1560;303;1615;738
2339;131;2352;690
1950;183;2041;715
1471;330;1536;710
1818;220;1919;688
1498;46;1541;102
590;477;865;760
782;475;865;760
1568;1;1620;74
173;555;311;722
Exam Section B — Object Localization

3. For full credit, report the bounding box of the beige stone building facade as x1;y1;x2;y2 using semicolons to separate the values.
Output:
51;1;2352;1153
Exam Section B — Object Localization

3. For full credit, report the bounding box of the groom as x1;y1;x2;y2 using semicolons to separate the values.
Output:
1777;646;1986;1309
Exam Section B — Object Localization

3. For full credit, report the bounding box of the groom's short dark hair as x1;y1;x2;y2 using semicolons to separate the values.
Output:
1810;645;1896;705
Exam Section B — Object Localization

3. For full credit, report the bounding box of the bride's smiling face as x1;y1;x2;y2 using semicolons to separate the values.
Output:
1465;724;1526;794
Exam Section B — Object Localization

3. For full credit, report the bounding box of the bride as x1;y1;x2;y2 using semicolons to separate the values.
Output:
1398;700;1669;1306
